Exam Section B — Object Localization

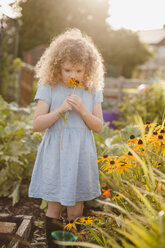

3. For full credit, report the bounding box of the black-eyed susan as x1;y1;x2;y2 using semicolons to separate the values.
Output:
64;78;83;88
152;131;158;136
96;154;111;163
64;220;80;231
155;124;164;132
133;138;145;152
118;152;136;164
103;158;122;174
127;134;136;145
112;194;123;201
78;216;95;225
148;134;165;154
158;129;165;137
154;162;162;168
101;188;112;198
100;157;118;171
115;161;133;174
144;121;157;129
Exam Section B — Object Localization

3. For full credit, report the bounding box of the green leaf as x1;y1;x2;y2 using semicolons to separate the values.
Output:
59;112;66;121
40;199;48;211
9;182;21;206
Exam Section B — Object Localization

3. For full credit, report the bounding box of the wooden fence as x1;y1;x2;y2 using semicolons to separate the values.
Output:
17;64;153;107
104;77;152;105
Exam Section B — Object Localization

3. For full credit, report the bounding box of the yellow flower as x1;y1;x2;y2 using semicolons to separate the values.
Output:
64;221;80;231
155;162;162;168
112;194;123;201
115;162;133;174
148;134;165;154
133;138;145;152
158;129;165;137
118;152;136;164
144;121;157;129
96;154;112;163
127;134;136;145
101;158;122;174
78;216;95;225
64;78;83;88
101;158;118;171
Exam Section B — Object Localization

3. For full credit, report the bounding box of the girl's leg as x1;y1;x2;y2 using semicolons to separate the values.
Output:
45;202;63;248
46;201;63;218
67;201;84;221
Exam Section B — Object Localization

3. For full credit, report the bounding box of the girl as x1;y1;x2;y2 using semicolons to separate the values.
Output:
28;28;104;247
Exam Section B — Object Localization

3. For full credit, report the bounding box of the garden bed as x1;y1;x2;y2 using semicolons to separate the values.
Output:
0;197;98;247
0;197;47;247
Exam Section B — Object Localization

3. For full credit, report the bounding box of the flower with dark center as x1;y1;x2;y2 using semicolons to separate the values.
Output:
144;122;157;129
130;135;135;139
112;194;123;200
138;139;143;144
103;154;109;158
110;160;115;164
160;130;165;133
158;135;163;139
128;152;132;156
96;154;113;162
153;131;158;135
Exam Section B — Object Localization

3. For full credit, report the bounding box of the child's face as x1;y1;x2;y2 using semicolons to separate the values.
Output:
61;61;85;83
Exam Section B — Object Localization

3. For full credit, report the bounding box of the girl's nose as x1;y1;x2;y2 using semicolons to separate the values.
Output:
70;71;76;78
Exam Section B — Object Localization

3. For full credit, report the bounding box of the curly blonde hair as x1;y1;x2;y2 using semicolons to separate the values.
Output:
35;28;104;92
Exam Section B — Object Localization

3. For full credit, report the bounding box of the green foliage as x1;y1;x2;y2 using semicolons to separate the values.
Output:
93;122;117;155
19;0;110;56
85;119;165;248
115;82;165;129
0;96;42;205
102;29;152;78
0;51;22;102
19;0;151;77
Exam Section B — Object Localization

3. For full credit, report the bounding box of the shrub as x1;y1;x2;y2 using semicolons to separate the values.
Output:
0;96;42;205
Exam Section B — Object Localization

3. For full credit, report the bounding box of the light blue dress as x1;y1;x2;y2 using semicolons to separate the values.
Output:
28;83;103;206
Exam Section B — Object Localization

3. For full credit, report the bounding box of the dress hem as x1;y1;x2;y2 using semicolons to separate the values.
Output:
28;192;101;206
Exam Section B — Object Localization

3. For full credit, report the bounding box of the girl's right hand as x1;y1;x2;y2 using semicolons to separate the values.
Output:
59;98;72;114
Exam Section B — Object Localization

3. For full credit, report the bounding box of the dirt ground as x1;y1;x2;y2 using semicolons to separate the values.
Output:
0;196;98;247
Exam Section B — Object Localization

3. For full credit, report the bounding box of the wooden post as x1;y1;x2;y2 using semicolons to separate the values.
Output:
19;63;35;107
117;76;124;104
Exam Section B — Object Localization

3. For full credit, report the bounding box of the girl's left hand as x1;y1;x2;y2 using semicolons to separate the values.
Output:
66;95;84;114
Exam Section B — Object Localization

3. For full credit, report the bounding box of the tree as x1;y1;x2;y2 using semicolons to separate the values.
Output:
101;29;152;77
19;0;110;56
19;0;151;78
0;0;25;95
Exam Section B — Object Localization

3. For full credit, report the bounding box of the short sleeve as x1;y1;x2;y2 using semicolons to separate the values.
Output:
34;84;51;105
93;90;103;106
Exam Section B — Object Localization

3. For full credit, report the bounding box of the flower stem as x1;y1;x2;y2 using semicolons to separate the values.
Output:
60;86;76;150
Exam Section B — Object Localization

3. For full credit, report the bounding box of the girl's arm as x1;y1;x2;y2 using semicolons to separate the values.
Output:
67;95;103;133
81;103;103;132
33;99;72;132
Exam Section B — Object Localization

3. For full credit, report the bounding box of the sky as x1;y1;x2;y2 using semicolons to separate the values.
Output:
108;0;165;31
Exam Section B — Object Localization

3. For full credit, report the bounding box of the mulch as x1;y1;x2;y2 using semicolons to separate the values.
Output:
0;196;94;248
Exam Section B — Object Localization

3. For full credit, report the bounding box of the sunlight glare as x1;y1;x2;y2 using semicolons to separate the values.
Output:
108;0;165;31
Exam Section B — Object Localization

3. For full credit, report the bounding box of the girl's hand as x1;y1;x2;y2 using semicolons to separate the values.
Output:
59;98;72;114
66;95;84;114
